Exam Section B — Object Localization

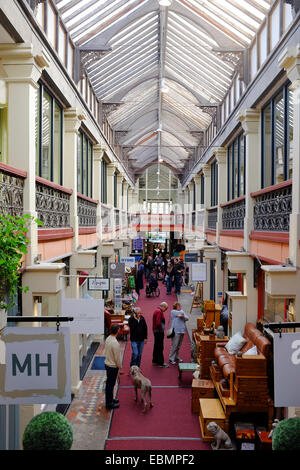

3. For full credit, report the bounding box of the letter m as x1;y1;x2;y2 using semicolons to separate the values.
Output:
12;354;32;376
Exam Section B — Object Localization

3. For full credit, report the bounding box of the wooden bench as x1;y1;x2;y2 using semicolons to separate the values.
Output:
178;362;198;381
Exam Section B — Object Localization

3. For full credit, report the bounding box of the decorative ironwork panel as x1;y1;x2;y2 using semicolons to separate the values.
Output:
36;182;70;228
253;184;292;232
0;170;24;217
77;196;97;227
222;199;245;230
207;208;218;230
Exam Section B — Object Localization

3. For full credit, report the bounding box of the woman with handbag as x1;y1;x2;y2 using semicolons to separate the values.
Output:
169;302;189;365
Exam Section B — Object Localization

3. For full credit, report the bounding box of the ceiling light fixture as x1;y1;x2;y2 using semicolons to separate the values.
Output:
159;0;172;6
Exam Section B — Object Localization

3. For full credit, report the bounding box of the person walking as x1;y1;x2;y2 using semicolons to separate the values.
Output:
173;258;184;295
135;260;144;295
152;301;169;368
128;307;148;367
169;302;189;365
165;262;174;295
104;324;122;410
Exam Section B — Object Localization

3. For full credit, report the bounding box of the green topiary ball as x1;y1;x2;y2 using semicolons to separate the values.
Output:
23;411;73;451
272;418;300;451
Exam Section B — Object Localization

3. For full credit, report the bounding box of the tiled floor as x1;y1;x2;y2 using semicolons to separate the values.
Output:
66;342;127;450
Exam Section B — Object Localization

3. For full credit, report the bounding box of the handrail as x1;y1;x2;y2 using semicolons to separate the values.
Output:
36;176;73;195
251;180;292;198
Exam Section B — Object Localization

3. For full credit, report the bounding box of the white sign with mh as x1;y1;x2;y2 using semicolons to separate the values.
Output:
0;327;71;405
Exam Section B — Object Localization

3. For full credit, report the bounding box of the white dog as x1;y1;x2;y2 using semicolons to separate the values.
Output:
206;422;233;450
130;365;153;413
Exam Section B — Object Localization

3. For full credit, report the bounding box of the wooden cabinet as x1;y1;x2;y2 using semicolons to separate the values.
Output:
198;335;228;379
199;398;227;442
192;379;215;413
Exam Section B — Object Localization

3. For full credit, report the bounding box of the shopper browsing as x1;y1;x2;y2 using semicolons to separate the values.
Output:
169;302;189;365
128;307;148;368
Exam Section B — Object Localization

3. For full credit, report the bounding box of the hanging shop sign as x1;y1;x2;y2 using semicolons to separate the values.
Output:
109;262;125;279
133;237;143;251
273;332;300;407
0;327;71;405
184;253;199;263
61;298;104;334
120;257;135;268
191;262;207;282
88;278;110;291
114;278;123;313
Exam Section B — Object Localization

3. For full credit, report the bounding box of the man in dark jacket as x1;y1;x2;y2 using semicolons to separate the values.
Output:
152;302;169;368
128;307;148;367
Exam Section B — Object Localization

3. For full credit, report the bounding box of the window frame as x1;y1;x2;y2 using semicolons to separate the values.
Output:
36;82;63;185
77;129;94;198
261;83;292;189
227;132;246;201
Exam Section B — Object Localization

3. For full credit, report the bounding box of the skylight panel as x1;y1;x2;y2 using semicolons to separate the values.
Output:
110;11;156;44
63;0;108;28
217;0;260;28
75;0;148;44
168;11;218;47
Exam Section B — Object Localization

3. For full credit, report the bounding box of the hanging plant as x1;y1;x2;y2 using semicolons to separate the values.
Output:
0;213;42;310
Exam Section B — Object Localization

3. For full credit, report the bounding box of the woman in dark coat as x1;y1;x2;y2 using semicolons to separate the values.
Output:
135;260;144;294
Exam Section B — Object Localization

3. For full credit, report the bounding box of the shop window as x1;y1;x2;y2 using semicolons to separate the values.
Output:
227;133;246;200
284;3;294;31
259;24;267;65
77;130;93;198
262;85;293;188
36;84;63;185
250;41;257;80
270;4;280;51
263;294;287;323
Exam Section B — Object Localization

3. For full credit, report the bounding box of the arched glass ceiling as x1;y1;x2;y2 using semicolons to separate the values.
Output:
55;0;272;174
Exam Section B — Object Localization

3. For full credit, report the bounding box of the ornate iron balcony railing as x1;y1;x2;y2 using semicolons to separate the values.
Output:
36;178;71;228
0;165;25;217
77;195;97;227
222;197;245;230
252;182;292;232
207;207;218;230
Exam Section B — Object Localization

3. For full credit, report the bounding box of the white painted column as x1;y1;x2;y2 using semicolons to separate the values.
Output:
279;45;300;267
1;44;50;267
237;109;261;252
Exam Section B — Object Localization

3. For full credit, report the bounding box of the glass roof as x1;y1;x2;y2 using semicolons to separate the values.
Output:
56;0;272;173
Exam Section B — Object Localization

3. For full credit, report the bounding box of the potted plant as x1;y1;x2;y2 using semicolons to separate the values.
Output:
272;417;300;450
0;213;42;329
22;411;73;450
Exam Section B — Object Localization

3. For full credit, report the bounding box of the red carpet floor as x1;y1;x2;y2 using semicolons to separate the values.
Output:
105;281;210;451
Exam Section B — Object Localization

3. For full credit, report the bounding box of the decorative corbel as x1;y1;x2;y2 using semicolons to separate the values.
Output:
212;48;248;84
198;105;218;126
75;46;112;83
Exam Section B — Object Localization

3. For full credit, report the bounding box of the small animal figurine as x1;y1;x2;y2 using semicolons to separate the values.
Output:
210;321;216;335
206;422;233;450
216;325;225;339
